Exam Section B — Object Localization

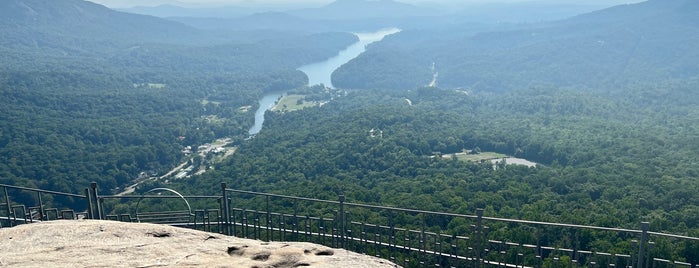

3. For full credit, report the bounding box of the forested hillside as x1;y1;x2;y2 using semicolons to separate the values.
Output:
0;0;357;195
332;0;699;91
178;82;699;228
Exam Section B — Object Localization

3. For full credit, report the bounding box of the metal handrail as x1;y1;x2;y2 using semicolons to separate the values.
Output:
223;186;699;268
226;187;652;235
0;183;85;198
3;182;698;268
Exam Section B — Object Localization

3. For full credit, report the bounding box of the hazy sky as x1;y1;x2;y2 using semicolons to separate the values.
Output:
90;0;646;9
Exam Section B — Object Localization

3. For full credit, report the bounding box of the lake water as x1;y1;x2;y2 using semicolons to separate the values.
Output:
298;28;401;88
248;28;401;136
248;92;284;136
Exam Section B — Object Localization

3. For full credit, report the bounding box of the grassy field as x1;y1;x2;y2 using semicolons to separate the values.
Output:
272;95;316;112
450;151;507;162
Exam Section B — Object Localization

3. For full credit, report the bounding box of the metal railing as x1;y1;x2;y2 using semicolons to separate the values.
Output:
1;183;89;227
219;184;699;268
2;182;698;268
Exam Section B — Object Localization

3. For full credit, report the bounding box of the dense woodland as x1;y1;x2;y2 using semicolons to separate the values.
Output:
0;0;356;195
175;82;699;228
165;82;699;261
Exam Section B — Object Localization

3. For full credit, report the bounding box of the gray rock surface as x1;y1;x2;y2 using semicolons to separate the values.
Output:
0;220;399;268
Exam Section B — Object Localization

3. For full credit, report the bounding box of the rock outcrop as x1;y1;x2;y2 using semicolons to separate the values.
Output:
0;220;399;268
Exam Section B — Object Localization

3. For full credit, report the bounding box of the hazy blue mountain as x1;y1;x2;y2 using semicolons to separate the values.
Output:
0;0;358;74
172;12;325;32
332;0;699;91
0;0;204;46
117;4;260;19
447;3;610;23
289;0;439;20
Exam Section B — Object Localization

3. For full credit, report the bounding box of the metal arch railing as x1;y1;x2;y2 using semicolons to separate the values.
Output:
134;187;193;224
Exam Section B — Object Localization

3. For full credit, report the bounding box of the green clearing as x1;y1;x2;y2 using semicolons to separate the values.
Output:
272;95;316;112
450;151;507;162
133;83;167;89
200;99;222;106
147;83;166;89
201;115;225;125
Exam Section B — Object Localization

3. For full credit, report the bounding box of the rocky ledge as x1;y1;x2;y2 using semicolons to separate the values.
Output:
0;220;398;268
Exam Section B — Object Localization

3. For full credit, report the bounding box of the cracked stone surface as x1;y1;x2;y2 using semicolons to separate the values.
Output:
0;220;399;268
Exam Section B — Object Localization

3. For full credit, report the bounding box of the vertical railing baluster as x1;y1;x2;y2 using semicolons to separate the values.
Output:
242;209;248;238
632;240;639;268
345;211;351;250
476;208;485;268
84;188;92;220
361;222;368;254
305;215;311;242
405;229;411;266
331;211;338;248
647;242;655;268
536;227;543;268
638;222;650;268
280;213;286;241
90;182;101;220
221;183;231;236
339;195;346;249
435;232;442;267
36;192;44;221
375;231;381;258
254;211;260;240
390;215;397;265
266;195;271;242
421;213;427;266
98;198;105;221
4;186;13;227
318;216;325;245
455;236;461;268
292;211;298;241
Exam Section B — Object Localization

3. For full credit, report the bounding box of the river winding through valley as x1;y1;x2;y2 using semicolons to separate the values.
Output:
248;28;401;136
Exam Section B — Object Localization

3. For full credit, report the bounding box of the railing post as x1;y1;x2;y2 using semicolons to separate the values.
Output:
90;182;102;220
638;222;650;268
37;192;44;221
476;208;485;268
85;188;93;220
3;186;12;227
339;194;346;249
221;182;231;236
266;195;271;242
99;198;106;220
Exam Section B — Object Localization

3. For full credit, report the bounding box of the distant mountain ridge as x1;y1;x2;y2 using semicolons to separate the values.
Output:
0;0;202;45
0;0;359;74
289;0;438;20
331;0;699;91
118;4;260;18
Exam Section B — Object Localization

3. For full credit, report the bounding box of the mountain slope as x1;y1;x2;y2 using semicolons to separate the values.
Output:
117;4;257;18
332;0;699;91
0;0;209;59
